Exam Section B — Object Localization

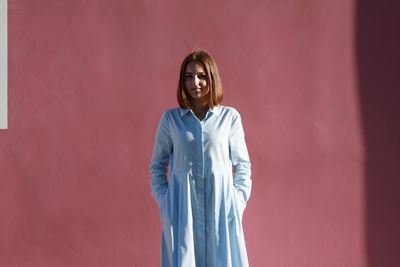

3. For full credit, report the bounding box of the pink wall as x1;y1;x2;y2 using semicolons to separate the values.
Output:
1;0;399;266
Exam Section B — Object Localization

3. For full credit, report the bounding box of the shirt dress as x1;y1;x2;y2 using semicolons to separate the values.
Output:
149;105;252;267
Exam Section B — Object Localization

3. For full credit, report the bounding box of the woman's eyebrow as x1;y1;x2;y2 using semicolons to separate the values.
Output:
185;72;206;75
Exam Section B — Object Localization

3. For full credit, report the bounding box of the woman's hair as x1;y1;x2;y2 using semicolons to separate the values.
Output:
177;50;223;109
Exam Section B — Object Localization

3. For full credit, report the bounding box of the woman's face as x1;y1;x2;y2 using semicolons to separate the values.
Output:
184;61;210;101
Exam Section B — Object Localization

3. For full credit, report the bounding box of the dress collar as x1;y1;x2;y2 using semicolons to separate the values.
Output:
178;105;222;118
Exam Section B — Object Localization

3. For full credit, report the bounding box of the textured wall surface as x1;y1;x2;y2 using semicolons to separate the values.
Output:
1;0;399;266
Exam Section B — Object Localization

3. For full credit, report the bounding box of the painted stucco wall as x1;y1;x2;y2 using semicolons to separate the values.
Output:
1;0;399;266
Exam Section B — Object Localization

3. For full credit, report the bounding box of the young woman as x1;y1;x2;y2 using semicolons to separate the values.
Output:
150;50;252;267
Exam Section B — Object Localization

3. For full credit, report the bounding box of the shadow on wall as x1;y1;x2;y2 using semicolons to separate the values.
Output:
356;0;400;266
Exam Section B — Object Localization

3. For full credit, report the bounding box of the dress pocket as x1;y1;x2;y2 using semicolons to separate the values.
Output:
233;187;247;219
160;186;171;224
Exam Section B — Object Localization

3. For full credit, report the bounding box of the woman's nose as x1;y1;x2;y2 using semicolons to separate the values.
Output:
193;76;200;86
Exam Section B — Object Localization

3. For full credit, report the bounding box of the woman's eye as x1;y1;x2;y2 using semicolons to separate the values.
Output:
184;74;206;80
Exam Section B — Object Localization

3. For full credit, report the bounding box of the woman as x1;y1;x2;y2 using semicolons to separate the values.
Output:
150;50;252;267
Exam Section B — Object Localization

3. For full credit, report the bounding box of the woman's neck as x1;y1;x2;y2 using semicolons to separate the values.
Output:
191;100;209;120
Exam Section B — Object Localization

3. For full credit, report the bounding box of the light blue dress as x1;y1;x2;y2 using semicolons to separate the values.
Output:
149;105;252;267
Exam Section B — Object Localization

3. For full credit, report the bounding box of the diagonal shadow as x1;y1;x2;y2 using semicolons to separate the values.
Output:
356;0;400;266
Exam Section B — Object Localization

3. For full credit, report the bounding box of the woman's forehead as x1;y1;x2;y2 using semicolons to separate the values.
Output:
185;61;206;73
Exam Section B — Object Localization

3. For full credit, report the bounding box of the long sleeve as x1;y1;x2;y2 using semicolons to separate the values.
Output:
229;110;252;207
149;112;172;207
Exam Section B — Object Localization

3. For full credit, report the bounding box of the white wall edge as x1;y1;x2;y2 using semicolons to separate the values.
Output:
0;0;7;129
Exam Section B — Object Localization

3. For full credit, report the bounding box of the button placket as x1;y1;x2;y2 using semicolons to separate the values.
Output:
189;114;206;266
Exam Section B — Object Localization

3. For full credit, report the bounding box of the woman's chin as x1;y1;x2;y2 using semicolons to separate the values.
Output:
189;94;203;99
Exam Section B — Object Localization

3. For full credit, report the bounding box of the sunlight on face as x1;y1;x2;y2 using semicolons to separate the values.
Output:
184;61;210;101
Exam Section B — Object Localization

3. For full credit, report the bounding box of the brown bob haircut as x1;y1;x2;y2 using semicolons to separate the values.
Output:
177;50;223;109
